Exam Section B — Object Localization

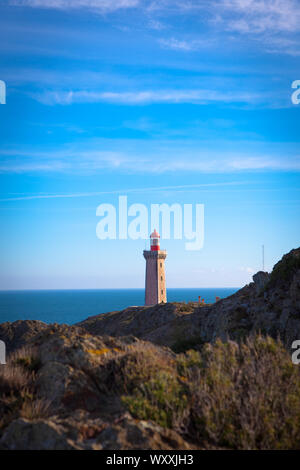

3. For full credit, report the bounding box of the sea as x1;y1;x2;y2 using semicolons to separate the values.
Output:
0;288;238;325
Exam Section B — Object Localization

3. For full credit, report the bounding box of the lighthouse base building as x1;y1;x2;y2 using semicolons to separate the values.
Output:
143;230;167;305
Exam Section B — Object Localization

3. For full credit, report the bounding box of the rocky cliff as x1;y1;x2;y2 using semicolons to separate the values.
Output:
0;247;299;450
78;248;300;351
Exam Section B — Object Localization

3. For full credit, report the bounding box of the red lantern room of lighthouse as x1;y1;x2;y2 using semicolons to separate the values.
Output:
150;229;160;251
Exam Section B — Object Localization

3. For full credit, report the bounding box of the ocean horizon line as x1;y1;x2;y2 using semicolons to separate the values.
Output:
0;287;240;325
0;286;242;292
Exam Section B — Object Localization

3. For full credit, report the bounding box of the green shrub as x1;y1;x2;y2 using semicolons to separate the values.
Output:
120;335;300;449
98;342;174;395
96;342;188;428
122;371;188;428
171;336;204;353
187;336;300;449
176;349;203;376
269;250;300;286
176;303;195;314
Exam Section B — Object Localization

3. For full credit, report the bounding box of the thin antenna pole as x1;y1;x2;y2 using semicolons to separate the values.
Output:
262;244;265;271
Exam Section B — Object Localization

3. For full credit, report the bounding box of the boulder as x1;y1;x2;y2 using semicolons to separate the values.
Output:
252;271;270;293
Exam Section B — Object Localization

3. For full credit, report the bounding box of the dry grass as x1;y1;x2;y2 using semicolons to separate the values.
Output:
20;398;52;420
0;346;41;395
0;364;31;395
9;346;41;373
0;345;44;430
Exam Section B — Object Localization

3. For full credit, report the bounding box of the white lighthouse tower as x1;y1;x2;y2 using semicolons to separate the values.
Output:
143;229;167;305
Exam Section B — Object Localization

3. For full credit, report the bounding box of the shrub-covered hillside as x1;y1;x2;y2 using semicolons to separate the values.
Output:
0;327;299;450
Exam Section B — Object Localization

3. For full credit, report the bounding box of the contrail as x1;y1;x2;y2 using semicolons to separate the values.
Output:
0;181;248;202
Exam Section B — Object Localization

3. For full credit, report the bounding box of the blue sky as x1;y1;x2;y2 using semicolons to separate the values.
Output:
0;0;299;289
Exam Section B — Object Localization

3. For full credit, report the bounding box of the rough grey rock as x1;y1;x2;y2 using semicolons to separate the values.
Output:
0;320;47;353
0;418;79;450
253;271;270;293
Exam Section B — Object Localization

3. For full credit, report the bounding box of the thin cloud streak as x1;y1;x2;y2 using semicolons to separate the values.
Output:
12;0;300;34
33;89;268;106
0;181;250;202
1;147;299;174
10;0;141;12
1;158;299;174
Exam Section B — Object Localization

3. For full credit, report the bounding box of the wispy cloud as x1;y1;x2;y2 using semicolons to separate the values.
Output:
0;146;299;174
148;19;167;30
11;0;300;34
152;0;300;34
215;0;300;56
229;156;300;171
10;0;141;12
0;181;250;202
158;37;213;51
239;266;255;274
156;1;300;56
8;0;300;58
32;88;267;106
263;36;300;57
221;0;300;34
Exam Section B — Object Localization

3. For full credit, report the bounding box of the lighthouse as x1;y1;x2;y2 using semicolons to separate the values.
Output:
143;229;167;305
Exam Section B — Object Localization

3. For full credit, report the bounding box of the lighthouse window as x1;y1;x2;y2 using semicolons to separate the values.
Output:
161;276;163;281
161;290;163;295
160;263;162;268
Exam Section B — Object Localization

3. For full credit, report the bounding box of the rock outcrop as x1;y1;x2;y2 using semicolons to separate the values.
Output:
0;247;299;450
252;271;270;293
0;320;47;353
78;248;300;351
0;325;196;450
